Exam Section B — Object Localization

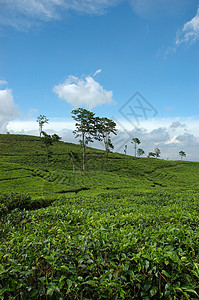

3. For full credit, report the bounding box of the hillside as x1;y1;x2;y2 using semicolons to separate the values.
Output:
0;134;199;299
0;134;199;197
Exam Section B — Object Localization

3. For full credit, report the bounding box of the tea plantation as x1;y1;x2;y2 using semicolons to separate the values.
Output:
0;134;198;299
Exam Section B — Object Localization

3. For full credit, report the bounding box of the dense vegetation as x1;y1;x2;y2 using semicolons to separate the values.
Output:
0;134;198;299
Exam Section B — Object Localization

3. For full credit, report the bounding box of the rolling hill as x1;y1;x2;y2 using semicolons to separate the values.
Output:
0;134;198;299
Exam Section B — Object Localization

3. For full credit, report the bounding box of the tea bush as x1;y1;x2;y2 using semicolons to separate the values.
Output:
0;193;54;216
0;191;198;299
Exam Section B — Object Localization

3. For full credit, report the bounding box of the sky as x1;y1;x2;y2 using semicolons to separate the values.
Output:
0;0;199;161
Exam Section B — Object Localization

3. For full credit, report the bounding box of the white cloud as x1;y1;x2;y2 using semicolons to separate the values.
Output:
93;69;102;77
53;74;114;109
169;121;186;129
0;89;19;133
176;7;199;45
0;80;8;86
0;0;120;30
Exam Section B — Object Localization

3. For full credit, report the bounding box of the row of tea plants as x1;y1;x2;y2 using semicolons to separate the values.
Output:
0;190;198;299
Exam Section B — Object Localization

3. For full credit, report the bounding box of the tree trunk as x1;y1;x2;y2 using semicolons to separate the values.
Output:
134;144;136;157
71;157;75;174
104;136;109;163
106;147;108;163
73;164;75;174
39;124;42;137
82;134;85;170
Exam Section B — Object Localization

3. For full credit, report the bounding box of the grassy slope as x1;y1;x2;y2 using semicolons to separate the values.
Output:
0;134;199;196
0;134;199;299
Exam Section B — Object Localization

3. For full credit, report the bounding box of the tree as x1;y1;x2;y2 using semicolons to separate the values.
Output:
179;150;186;160
147;152;156;158
68;151;80;175
137;148;145;157
124;145;127;155
154;148;161;158
37;115;49;137
72;108;96;170
41;131;53;168
96;117;117;163
40;131;61;168
52;134;62;142
131;138;141;157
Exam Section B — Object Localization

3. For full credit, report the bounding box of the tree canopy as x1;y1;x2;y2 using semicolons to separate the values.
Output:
131;138;141;157
72;108;97;170
96;117;117;162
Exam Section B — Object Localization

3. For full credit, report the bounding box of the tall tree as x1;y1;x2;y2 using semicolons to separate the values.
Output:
137;148;145;157
37;115;49;137
96;117;117;163
72;108;96;170
179;150;186;160
131;138;141;157
154;148;161;158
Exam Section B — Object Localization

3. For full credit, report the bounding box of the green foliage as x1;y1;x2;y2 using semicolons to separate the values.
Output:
52;133;62;141
41;131;61;168
96;117;117;162
0;193;54;216
148;152;156;158
0;191;198;299
137;148;145;157
72;108;97;170
0;192;32;210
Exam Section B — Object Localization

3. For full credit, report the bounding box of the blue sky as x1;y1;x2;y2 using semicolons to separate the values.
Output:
0;0;199;160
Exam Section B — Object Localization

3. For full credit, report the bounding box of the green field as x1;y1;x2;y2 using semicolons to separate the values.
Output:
0;134;198;299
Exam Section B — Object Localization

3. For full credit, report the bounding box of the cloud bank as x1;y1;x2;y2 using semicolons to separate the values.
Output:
110;119;199;161
53;74;114;109
0;89;18;133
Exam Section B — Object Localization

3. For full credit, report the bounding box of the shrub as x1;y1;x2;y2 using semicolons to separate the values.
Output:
0;202;8;216
0;193;55;216
0;193;32;215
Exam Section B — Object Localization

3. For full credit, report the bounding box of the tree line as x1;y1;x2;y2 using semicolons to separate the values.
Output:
36;110;187;171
